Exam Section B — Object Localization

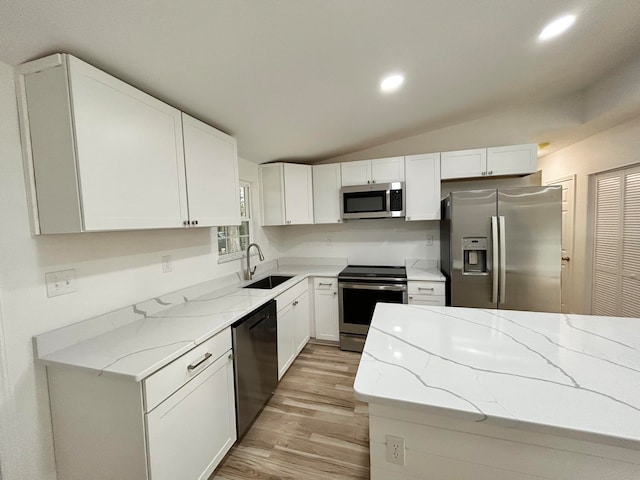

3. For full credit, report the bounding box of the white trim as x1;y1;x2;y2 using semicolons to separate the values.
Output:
546;174;576;313
217;180;253;260
0;285;12;479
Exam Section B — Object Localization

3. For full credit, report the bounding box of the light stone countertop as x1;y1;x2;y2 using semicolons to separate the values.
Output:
34;261;346;382
405;259;445;281
354;303;640;449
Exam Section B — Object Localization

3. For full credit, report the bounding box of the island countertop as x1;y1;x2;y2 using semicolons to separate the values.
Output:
354;303;640;450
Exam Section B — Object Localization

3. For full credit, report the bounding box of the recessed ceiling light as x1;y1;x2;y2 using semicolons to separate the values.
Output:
380;74;404;93
538;14;576;41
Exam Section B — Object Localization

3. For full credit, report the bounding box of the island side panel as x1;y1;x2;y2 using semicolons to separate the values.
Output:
48;367;148;480
368;404;640;480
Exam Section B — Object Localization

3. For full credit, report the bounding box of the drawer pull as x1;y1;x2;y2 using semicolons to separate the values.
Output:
187;352;212;371
318;282;333;286
418;287;435;291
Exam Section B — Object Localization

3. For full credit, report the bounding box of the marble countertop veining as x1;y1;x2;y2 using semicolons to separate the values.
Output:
354;303;640;449
35;262;346;382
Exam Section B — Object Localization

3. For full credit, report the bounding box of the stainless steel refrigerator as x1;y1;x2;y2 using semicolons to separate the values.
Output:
440;186;561;312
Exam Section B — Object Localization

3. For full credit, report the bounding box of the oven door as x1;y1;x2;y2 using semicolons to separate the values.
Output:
338;281;407;335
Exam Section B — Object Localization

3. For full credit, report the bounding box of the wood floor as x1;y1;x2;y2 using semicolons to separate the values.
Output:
212;343;370;480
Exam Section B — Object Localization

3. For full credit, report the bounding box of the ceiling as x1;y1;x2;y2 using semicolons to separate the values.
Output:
2;1;640;163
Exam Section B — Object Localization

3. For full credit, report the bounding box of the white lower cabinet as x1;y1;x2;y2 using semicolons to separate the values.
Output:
146;352;236;480
46;328;236;480
407;280;446;306
276;280;310;380
313;277;339;342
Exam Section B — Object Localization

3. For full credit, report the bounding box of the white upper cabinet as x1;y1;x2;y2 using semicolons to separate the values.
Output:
341;157;405;186
16;54;239;233
441;144;537;180
440;148;487;180
405;153;441;221
182;114;240;227
486;143;537;176
259;163;314;225
312;164;342;224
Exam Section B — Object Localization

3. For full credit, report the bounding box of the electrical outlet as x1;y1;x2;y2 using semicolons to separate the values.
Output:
162;255;172;273
425;234;433;246
45;269;77;297
385;435;405;465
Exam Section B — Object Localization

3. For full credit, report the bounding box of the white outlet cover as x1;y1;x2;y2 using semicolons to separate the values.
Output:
45;269;77;297
162;255;172;273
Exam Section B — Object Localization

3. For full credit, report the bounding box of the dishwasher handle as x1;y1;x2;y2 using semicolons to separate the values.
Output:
248;314;271;331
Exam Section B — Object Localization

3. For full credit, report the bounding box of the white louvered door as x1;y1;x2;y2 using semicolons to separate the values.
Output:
592;165;640;317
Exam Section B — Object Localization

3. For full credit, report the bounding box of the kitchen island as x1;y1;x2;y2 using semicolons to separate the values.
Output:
354;304;640;480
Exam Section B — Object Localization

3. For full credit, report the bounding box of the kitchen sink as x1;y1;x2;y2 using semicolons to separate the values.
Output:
243;275;294;290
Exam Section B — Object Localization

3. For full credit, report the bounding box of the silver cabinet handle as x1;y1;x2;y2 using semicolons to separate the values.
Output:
333;291;337;295
562;256;570;262
418;287;434;291
482;171;487;176
187;352;212;370
499;216;506;304
491;216;499;304
293;300;298;306
183;220;189;226
318;282;333;286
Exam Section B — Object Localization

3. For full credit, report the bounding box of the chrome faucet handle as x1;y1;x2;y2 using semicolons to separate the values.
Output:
250;266;257;275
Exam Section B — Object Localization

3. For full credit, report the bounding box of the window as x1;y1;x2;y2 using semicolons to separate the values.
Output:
217;182;251;260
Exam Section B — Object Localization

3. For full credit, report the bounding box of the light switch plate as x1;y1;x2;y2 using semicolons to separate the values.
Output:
162;255;172;273
45;269;77;297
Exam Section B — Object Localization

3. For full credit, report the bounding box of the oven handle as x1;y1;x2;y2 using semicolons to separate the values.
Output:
339;282;407;292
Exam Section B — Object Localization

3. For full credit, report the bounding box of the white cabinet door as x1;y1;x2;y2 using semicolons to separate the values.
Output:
440;148;487;180
486;144;537;176
284;163;314;224
314;287;339;342
182;114;240;227
371;157;405;184
259;164;286;226
408;295;445;306
259;163;313;226
146;351;236;480
277;302;296;380
293;290;311;355
341;157;405;186
405;153;441;221
312;163;342;224
341;160;372;186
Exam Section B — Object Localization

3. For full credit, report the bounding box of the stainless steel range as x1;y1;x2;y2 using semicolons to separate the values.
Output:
338;265;408;352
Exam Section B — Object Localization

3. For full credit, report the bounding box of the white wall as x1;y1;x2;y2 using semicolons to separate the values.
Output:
539;114;640;314
265;219;439;266
0;61;274;480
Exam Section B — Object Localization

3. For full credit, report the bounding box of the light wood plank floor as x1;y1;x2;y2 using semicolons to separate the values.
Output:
212;343;370;479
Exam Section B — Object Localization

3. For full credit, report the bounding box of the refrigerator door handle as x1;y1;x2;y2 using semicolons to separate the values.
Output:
499;216;506;304
491;216;499;304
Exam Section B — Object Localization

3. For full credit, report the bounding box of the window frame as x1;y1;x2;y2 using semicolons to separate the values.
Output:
217;181;254;263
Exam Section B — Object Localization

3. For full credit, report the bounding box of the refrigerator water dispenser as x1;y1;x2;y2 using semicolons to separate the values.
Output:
462;238;488;274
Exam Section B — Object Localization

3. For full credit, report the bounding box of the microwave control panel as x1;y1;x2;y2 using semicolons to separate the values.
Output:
390;189;403;211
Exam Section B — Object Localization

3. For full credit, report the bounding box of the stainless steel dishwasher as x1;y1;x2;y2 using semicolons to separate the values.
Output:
231;299;278;439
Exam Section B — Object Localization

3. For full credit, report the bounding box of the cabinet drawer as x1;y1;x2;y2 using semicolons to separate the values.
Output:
408;281;445;296
144;328;231;412
276;279;307;312
408;295;446;306
313;277;337;291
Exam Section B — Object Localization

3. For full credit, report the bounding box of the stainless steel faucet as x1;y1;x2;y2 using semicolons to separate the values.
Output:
246;243;265;280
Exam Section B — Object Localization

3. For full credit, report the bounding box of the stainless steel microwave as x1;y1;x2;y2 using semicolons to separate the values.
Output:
340;182;405;219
